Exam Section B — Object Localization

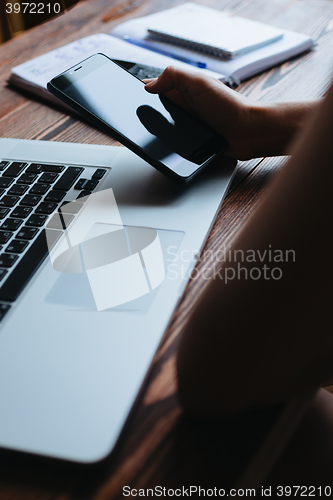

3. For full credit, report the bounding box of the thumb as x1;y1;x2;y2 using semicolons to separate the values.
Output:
142;77;157;85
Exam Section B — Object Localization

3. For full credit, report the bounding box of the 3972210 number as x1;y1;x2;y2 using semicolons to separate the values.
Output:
277;485;332;496
6;3;62;15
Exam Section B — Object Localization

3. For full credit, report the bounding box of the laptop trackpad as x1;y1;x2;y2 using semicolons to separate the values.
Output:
45;225;184;314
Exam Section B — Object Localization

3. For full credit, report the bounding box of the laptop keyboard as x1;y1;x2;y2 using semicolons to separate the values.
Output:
128;63;163;80
0;159;107;322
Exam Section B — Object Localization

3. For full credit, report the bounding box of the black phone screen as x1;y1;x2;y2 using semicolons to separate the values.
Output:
49;54;228;181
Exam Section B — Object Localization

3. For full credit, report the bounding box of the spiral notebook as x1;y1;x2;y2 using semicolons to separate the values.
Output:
147;3;284;59
110;4;313;81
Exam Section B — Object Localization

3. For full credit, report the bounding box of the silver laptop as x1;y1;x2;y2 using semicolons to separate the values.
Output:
0;138;236;463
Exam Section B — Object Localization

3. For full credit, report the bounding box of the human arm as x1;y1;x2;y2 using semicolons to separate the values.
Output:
145;66;318;160
173;79;333;416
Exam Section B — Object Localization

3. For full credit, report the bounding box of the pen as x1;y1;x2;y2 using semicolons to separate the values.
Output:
170;53;207;68
123;36;207;69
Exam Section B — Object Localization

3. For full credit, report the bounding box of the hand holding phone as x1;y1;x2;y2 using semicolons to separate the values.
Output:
47;54;228;183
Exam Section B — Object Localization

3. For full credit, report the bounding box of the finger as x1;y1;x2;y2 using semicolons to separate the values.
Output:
144;71;193;112
142;77;157;84
144;66;201;95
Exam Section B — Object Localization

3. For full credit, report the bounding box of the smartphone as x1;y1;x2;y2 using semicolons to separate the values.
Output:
113;60;164;80
47;53;228;183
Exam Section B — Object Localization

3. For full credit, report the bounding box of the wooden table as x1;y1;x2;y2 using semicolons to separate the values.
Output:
0;0;333;497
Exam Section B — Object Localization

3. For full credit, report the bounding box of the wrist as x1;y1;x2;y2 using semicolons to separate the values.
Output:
248;101;319;158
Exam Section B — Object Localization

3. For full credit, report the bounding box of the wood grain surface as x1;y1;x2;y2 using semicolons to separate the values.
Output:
0;0;333;498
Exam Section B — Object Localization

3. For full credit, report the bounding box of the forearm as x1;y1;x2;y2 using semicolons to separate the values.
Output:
244;100;319;159
176;85;333;416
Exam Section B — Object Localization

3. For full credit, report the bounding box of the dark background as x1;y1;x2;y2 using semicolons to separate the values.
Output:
0;0;81;42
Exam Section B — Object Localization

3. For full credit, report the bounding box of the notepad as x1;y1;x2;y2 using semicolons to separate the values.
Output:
9;5;314;109
147;3;284;59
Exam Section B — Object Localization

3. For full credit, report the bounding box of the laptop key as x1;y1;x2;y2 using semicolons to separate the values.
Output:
0;161;9;171
0;177;14;188
0;269;8;281
44;190;66;202
26;215;48;228
10;206;32;218
84;179;99;191
0;208;10;219
53;167;84;191
46;213;74;230
1;219;23;231
77;190;91;199
16;227;38;240
29;183;50;195
74;178;88;190
0;253;18;268
0;231;13;244
35;202;57;215
17;173;38;185
6;240;29;254
0;230;55;302
20;194;42;207
92;168;107;180
27;163;64;174
5;162;27;177
8;184;28;195
39;172;59;183
0;196;19;208
60;201;83;214
0;303;11;321
45;229;63;249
